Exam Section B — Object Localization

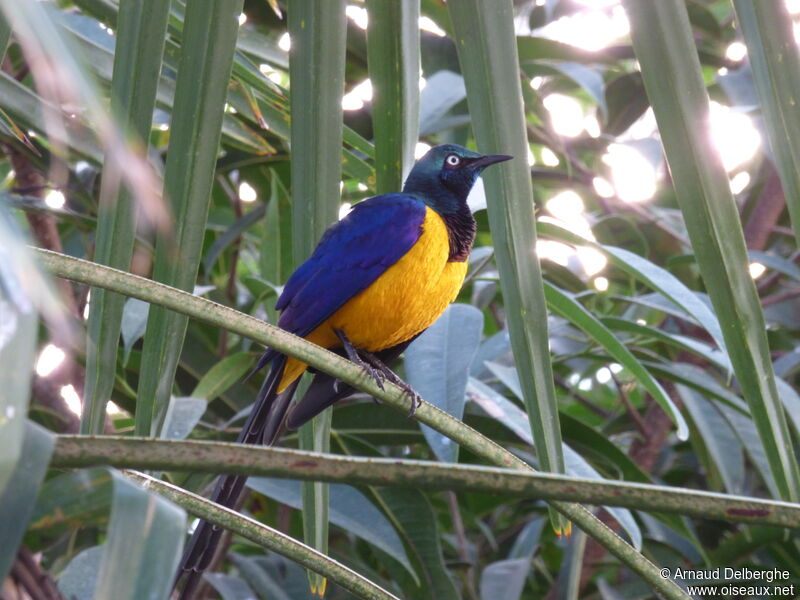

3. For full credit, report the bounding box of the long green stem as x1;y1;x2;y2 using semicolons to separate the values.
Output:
37;248;688;599
51;437;800;530
122;471;399;600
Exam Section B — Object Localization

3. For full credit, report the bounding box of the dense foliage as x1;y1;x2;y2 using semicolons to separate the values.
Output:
1;1;799;599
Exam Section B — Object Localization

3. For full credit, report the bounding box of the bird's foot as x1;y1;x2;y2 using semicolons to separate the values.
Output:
360;350;422;417
334;329;385;392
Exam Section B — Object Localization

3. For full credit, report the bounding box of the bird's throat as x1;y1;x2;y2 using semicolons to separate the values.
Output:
441;205;476;262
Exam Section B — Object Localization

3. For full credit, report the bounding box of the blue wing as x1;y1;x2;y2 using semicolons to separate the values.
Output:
275;193;426;337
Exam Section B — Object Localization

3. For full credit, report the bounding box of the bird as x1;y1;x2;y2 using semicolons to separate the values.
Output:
174;144;511;598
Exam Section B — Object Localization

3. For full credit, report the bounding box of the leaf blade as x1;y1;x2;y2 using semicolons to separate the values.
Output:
82;0;170;434
136;0;245;436
449;0;567;532
623;0;800;501
366;0;420;193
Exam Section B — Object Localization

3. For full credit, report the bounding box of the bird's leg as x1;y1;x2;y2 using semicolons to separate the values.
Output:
359;350;423;417
334;329;385;391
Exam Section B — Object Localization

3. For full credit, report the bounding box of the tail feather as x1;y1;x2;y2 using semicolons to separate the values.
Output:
175;354;295;597
286;373;353;431
174;337;415;597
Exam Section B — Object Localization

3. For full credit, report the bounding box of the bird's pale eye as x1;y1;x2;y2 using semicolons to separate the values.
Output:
445;154;461;167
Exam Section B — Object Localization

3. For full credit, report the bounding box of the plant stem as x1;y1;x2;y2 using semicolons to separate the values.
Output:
51;436;800;530
122;471;399;600
38;248;689;599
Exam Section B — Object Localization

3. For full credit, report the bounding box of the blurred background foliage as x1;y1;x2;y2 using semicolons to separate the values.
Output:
1;0;800;598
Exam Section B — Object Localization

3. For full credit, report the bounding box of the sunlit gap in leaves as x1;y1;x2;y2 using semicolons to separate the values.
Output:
414;142;431;159
58;384;123;417
345;4;447;37
749;262;766;279
258;63;285;85
590;102;759;205
45;190;65;209
342;79;372;111
602;143;658;203
709;101;761;172
537;190;607;282
36;343;65;377
238;181;257;203
542;94;603;140
567;363;622;393
528;3;629;52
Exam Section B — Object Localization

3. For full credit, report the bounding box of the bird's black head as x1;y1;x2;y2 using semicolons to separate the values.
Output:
402;144;512;215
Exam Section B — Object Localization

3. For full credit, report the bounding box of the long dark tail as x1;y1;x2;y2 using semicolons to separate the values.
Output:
174;355;299;599
173;339;415;597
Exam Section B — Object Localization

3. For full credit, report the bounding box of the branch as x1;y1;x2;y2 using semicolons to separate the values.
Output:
122;471;399;600
37;248;689;600
52;436;800;530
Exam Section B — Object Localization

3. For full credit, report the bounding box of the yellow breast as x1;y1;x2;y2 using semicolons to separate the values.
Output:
279;206;467;391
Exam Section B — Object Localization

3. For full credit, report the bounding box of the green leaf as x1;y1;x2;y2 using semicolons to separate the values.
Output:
714;403;778;498
58;546;105;600
203;203;266;276
602;246;726;351
748;250;800;284
405;304;484;462
507;518;545;560
160;397;207;440
377;487;461;600
623;0;800;502
561;414;697;540
544;283;688;440
137;0;245;436
29;468;113;537
556;529;588;600
247;478;414;580
120;297;149;365
517;35;624;64
418;70;467;135
480;558;529;600
230;553;296;600
260;171;294;286
191;352;255;402
541;220;728;356
0;0;166;228
603;72;648;136
288;2;347;593
0;423;54;582
0;71;101;161
53;469;186;600
601;316;731;373
0;280;37;493
0;106;39;154
289;0;346;263
678;385;745;494
82;0;170;434
366;0;420;193
449;0;566;534
732;0;800;246
0;11;9;61
204;574;257;600
468;377;642;550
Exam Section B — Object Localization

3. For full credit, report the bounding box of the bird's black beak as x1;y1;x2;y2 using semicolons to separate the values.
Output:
468;154;513;169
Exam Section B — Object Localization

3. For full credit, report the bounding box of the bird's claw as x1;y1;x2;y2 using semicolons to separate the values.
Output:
404;388;422;417
361;361;386;391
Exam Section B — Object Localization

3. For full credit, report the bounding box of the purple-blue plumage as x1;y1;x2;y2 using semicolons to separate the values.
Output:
275;194;427;338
